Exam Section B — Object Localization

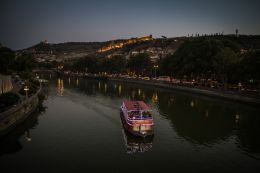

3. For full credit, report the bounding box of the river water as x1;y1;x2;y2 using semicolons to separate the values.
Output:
1;77;260;173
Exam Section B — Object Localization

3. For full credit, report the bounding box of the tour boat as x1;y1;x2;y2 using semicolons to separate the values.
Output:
120;101;154;137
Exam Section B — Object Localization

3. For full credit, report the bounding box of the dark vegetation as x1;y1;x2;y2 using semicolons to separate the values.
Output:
0;46;37;79
19;79;40;96
0;93;20;112
160;37;260;92
1;35;260;94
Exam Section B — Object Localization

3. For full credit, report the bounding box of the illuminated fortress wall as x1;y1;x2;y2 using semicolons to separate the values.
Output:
97;35;153;53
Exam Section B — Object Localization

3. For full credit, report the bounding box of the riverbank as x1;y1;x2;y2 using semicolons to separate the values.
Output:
0;86;41;137
109;77;260;106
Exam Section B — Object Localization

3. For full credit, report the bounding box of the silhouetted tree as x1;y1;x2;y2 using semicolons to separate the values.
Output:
0;47;15;74
128;53;151;75
213;47;239;89
242;50;260;94
15;53;37;72
236;29;239;37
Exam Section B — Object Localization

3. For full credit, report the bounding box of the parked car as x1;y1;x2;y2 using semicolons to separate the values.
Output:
142;76;150;80
157;76;171;82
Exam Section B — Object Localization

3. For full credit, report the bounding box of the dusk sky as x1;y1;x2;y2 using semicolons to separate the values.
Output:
1;0;260;50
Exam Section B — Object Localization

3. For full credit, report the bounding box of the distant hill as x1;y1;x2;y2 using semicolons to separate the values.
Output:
19;35;260;62
24;41;106;54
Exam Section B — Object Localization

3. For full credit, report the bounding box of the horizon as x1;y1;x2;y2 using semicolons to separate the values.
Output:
1;0;260;50
12;33;260;51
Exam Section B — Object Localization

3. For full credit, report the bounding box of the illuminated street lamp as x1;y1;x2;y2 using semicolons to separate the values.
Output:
24;85;29;99
153;65;159;78
25;130;32;142
238;82;242;92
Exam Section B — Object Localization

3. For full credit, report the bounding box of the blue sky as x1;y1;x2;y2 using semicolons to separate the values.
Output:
1;0;259;50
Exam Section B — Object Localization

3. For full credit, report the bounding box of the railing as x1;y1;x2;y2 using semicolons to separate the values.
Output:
0;86;41;121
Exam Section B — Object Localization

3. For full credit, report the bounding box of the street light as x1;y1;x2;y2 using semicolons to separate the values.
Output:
25;130;32;142
238;82;242;92
153;65;159;78
24;85;29;99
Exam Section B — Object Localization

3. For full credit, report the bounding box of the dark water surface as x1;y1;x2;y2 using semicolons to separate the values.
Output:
1;77;260;173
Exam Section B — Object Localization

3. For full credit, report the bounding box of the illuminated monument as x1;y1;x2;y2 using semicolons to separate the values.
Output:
97;35;153;53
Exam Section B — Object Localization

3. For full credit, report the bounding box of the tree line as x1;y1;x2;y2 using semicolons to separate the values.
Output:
160;38;260;91
0;46;37;78
64;37;260;92
1;37;260;92
64;53;152;75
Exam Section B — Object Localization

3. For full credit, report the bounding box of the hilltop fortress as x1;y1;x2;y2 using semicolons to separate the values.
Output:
97;35;153;53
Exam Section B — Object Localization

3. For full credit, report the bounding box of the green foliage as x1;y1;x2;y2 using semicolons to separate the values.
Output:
29;78;40;87
14;53;37;73
73;56;98;72
0;92;20;112
0;48;38;76
98;55;127;73
19;80;39;96
38;60;60;69
69;55;128;74
160;38;240;83
242;50;260;80
213;47;239;82
0;47;15;74
128;53;151;75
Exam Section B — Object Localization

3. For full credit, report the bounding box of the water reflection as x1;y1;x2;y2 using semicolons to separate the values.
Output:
152;92;158;103
235;113;260;155
1;76;259;172
122;129;153;154
118;84;122;96
57;78;64;96
54;77;260;157
68;77;71;86
76;78;79;87
0;106;45;157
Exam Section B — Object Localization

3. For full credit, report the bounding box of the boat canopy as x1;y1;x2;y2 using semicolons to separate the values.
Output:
123;101;152;112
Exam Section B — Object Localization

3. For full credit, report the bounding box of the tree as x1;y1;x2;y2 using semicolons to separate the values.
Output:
15;53;37;72
161;38;224;79
159;37;243;89
98;55;127;73
128;53;151;75
0;47;15;74
213;47;239;89
73;56;97;73
242;50;260;95
111;55;127;73
235;29;239;37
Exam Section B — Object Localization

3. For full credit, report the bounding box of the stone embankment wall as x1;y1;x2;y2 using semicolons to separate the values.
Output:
109;78;260;105
0;74;13;95
0;88;40;136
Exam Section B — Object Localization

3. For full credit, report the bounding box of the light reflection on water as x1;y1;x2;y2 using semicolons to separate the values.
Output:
0;77;260;172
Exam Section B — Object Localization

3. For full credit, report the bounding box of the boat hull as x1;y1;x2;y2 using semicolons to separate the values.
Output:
120;109;154;138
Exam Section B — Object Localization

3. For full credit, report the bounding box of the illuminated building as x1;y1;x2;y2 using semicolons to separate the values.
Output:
97;35;153;53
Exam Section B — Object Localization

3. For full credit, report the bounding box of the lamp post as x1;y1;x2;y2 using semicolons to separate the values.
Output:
153;65;159;78
238;82;242;92
25;130;31;142
24;85;29;99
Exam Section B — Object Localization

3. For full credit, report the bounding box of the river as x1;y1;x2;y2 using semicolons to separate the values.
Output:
1;77;260;173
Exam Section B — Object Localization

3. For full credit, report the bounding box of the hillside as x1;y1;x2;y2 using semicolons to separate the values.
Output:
20;35;260;63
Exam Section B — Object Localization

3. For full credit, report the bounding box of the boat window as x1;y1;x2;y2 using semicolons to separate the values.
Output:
129;111;141;118
142;111;152;118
